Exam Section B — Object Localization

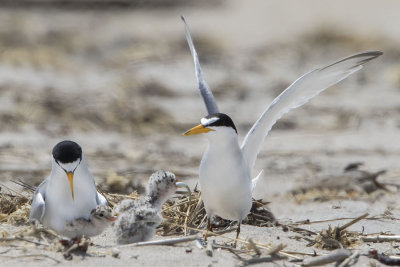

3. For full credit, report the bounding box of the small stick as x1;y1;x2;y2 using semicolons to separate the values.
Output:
338;251;360;267
338;213;369;232
0;254;61;264
301;249;351;266
241;256;278;265
362;235;400;242
0;237;49;247
266;243;286;256
117;235;199;248
205;240;214;257
248;238;261;256
208;227;238;236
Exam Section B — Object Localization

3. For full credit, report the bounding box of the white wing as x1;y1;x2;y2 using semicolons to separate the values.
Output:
29;178;48;222
181;16;219;115
96;191;108;206
251;169;263;193
241;51;382;172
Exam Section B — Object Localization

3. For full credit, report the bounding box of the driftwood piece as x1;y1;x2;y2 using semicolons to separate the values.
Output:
301;249;351;266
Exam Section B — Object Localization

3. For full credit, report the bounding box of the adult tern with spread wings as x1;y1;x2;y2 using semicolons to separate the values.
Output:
181;16;382;246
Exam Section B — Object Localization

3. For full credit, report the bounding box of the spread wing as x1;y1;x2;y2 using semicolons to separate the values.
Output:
181;16;219;115
29;178;48;222
241;51;383;172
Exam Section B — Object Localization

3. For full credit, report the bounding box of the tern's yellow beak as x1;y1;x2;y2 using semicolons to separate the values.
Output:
183;124;214;136
66;172;74;200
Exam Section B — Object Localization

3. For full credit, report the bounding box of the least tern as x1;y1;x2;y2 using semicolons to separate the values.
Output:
30;140;108;238
181;16;382;245
114;170;184;244
65;205;117;237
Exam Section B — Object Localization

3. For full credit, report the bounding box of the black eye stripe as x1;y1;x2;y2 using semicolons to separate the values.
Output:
203;113;237;133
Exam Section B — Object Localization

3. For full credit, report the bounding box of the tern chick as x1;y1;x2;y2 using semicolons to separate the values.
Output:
65;206;117;238
114;170;180;244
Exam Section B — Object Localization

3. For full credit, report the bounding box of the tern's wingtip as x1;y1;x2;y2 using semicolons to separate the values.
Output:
180;15;186;22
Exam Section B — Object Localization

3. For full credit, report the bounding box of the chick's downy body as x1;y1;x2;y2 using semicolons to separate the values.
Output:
114;170;177;244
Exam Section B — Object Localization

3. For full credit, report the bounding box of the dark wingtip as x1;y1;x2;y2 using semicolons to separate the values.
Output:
181;15;185;22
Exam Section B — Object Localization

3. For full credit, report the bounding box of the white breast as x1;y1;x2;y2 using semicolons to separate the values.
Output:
199;140;252;222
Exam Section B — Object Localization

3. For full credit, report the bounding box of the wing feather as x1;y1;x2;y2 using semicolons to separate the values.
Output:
241;51;383;172
181;16;219;115
29;179;48;222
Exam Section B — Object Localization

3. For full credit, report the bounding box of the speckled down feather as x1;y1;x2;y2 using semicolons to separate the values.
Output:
113;170;176;244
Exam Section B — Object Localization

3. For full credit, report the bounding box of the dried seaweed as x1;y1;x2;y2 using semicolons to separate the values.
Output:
314;213;368;249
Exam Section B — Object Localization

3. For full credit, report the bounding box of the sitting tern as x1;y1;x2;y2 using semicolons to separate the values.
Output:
29;140;108;238
114;170;187;244
181;16;382;246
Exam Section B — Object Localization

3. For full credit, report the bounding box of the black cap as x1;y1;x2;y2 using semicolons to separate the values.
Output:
203;113;237;133
52;140;82;164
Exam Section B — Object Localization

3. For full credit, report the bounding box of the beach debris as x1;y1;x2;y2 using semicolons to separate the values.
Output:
105;172;132;193
315;213;368;249
337;251;360;267
206;239;215;257
247;238;261;257
62;237;91;260
117;235;200;248
228;243;287;266
368;249;400;266
0;184;30;225
291;163;387;203
111;247;121;258
301;249;352;266
362;235;400;243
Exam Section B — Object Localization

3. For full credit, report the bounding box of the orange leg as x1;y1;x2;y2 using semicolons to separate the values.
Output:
234;223;241;248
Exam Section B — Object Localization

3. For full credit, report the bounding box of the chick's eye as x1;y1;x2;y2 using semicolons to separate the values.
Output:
99;213;104;217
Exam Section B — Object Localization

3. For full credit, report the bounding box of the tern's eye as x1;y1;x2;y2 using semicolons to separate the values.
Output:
99;213;104;217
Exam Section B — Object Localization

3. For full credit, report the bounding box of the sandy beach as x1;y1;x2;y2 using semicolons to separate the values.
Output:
0;0;399;266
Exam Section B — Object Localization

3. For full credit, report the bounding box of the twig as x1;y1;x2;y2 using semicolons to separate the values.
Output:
369;249;400;265
301;249;351;266
241;256;282;266
117;235;199;248
248;238;261;256
205;240;214;257
293;213;386;226
208;227;238;236
0;237;49;246
362;235;400;242
338;251;360;267
266;243;286;256
338;213;369;232
0;254;61;264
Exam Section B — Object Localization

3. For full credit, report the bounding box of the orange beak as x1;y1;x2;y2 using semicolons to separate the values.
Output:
108;216;118;221
183;124;214;136
66;172;74;200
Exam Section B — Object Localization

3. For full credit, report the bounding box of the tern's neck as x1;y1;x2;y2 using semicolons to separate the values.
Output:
146;194;166;210
207;131;240;152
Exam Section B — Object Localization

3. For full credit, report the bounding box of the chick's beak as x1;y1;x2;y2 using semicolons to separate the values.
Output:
183;124;214;136
108;216;118;222
66;172;74;200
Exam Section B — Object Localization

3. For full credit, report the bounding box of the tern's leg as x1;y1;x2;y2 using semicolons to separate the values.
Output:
234;223;241;248
204;217;213;241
